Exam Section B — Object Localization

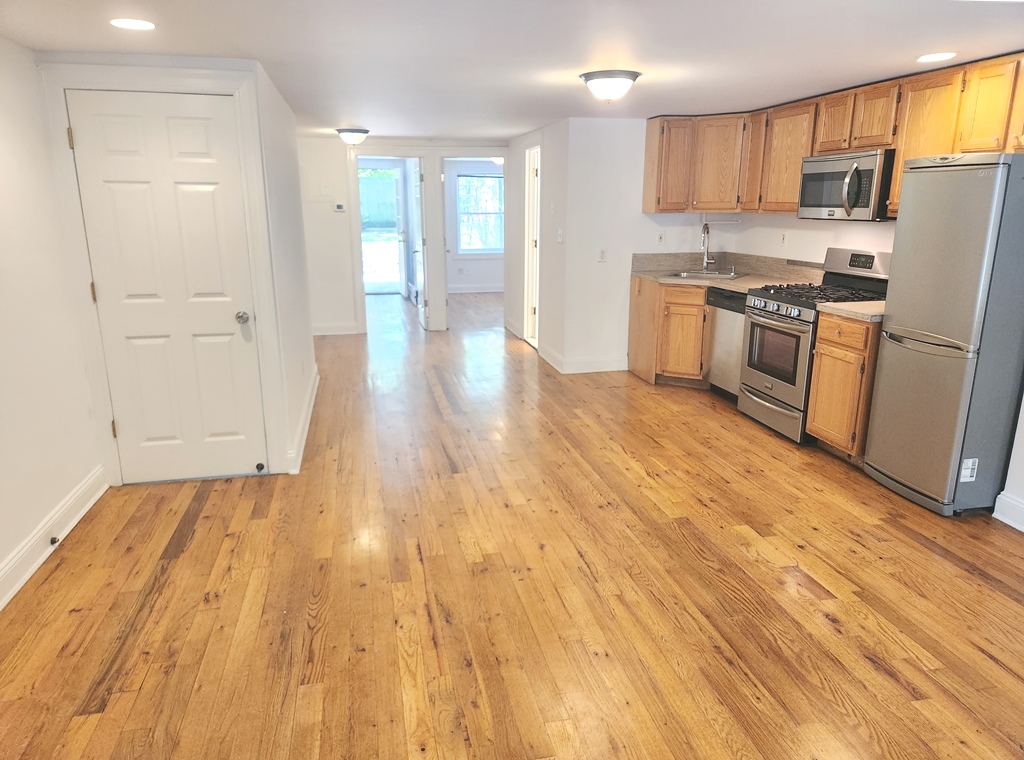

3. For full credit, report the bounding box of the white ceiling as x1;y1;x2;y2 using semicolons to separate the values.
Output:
2;0;1023;141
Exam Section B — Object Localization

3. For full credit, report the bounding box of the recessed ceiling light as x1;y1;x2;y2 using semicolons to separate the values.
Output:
917;52;957;63
110;18;156;30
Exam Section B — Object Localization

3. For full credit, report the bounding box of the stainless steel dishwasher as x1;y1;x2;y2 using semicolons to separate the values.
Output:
706;287;746;398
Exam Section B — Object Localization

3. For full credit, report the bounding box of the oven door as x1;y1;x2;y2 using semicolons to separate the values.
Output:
740;309;813;410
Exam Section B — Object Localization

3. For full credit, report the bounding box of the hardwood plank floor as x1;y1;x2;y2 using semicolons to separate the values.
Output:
4;291;1024;759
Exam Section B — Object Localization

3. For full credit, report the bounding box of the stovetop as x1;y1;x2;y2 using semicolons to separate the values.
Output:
749;282;885;307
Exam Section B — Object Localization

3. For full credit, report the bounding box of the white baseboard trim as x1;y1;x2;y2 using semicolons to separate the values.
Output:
0;465;108;613
447;285;504;294
286;367;320;474
994;490;1024;533
538;347;628;375
312;321;362;336
505;320;525;340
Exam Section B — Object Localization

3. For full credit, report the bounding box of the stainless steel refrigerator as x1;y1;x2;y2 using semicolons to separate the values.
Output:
864;153;1024;516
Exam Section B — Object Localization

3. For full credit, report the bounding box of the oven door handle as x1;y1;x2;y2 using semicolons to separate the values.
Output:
842;162;859;217
746;311;812;335
740;386;802;420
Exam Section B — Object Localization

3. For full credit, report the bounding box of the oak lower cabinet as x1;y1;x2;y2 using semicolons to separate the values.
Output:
628;277;708;383
806;314;881;458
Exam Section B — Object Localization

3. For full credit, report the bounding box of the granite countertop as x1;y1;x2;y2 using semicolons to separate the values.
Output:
634;270;803;295
816;301;886;322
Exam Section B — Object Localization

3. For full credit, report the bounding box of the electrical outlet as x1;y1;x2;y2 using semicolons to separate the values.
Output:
781;230;788;247
657;232;665;246
557;228;564;244
599;248;608;263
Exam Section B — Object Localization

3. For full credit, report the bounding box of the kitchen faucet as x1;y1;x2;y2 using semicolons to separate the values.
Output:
700;223;714;272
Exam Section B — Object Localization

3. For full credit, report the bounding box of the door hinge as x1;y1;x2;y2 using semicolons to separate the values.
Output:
736;194;741;204
89;281;97;303
758;194;762;204
860;361;866;375
422;237;426;247
703;312;707;323
700;360;704;371
67;127;74;149
851;431;857;443
424;299;428;308
742;121;747;132
533;168;539;177
420;173;425;183
896;86;902;104
661;125;665;135
892;124;898;136
111;419;118;438
961;77;967;93
656;195;661;206
532;306;537;315
532;239;538;248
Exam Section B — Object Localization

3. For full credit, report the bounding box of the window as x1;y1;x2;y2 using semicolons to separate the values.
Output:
456;174;504;255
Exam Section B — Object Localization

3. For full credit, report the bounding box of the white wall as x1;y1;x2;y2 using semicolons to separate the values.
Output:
715;213;897;264
443;159;504;293
995;410;1024;531
297;137;363;335
256;67;318;471
0;36;107;609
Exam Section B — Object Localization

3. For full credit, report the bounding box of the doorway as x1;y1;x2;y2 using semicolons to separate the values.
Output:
524;146;541;348
66;89;268;483
357;157;427;328
442;157;505;297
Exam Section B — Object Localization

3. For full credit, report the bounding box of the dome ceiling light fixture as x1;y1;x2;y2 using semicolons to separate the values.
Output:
580;70;642;101
336;128;370;145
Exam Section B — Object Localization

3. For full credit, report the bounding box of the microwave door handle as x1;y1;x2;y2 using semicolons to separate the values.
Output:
841;162;858;217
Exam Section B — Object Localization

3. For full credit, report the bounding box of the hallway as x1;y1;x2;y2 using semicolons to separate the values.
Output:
3;292;1024;758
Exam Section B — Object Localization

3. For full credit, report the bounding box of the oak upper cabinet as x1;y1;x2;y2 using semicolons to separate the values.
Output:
760;102;817;213
642;117;696;213
739;111;768;211
813;92;855;154
1009;57;1024;152
850;81;901;149
658;286;706;379
957;58;1019;152
888;68;965;217
806;314;881;458
690;115;745;212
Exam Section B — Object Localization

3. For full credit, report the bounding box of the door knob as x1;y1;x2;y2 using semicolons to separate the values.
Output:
235;311;250;324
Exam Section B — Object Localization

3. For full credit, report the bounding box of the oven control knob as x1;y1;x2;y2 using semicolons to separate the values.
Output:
770;303;780;312
787;307;801;318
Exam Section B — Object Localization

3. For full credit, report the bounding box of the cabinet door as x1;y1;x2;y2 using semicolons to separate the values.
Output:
888;69;965;216
957;59;1018;152
628;276;661;383
850;81;901;149
1010;58;1024;152
691;115;744;212
658;304;705;378
739;111;768;211
813;92;855;154
760;102;817;213
806;343;864;453
658;118;696;211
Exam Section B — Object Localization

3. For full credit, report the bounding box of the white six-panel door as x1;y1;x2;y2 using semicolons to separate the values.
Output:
66;89;268;483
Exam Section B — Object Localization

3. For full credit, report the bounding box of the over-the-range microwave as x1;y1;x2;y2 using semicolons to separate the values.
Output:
797;148;895;222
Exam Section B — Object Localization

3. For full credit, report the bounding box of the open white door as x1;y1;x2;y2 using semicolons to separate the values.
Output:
406;158;428;329
524;146;541;347
67;89;268;483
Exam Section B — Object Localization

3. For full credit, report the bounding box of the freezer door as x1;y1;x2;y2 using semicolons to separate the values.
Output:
885;162;1007;349
864;332;978;504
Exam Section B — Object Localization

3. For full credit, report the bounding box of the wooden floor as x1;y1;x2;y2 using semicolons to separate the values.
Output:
4;291;1024;759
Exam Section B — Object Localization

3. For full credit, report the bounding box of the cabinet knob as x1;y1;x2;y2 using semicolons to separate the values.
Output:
993;136;1000;144
664;308;669;316
1013;134;1022;148
835;328;842;337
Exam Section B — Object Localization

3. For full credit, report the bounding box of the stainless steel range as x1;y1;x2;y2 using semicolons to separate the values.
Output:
738;247;890;442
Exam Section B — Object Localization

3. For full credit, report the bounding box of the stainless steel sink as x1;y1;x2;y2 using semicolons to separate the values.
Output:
666;270;740;280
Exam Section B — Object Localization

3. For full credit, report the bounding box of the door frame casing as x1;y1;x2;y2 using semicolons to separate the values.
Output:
39;62;288;484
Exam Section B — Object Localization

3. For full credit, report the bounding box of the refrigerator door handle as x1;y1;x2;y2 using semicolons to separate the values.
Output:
884;325;977;354
882;331;978;359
